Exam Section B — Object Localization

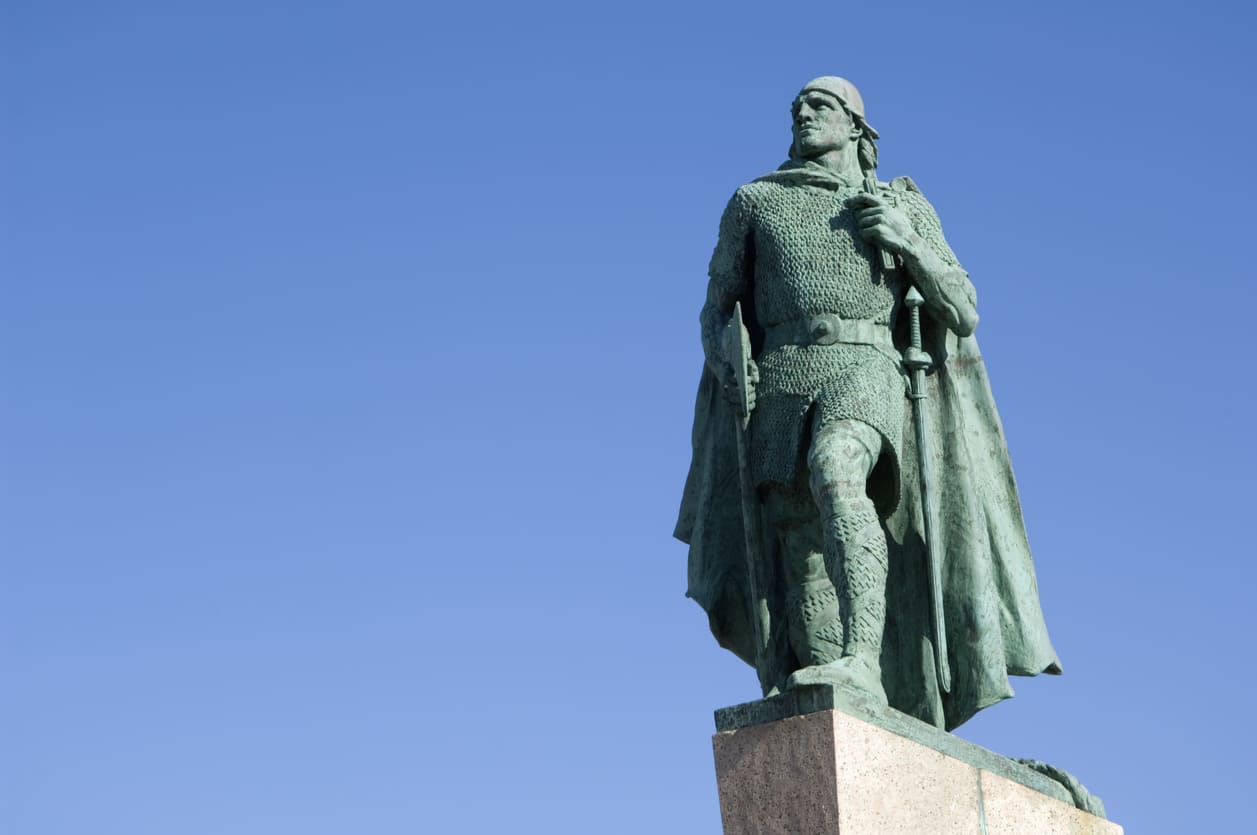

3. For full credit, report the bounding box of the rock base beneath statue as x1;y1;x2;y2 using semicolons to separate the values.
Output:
712;698;1121;834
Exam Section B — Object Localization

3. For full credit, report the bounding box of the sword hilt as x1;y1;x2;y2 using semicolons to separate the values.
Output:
903;286;931;372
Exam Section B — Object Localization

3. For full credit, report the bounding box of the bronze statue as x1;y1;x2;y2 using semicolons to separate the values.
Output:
676;76;1061;731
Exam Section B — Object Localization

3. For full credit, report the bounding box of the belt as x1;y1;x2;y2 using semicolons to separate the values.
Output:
763;314;898;363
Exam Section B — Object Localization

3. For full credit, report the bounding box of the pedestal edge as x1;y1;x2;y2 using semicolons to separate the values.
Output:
714;683;1078;810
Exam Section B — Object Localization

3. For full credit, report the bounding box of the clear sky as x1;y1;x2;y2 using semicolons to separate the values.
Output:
4;1;1255;833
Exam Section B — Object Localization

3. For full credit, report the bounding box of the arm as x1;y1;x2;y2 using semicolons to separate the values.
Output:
850;181;979;337
895;184;978;337
700;187;755;376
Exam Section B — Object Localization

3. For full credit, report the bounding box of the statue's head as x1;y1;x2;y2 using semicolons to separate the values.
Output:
789;76;880;170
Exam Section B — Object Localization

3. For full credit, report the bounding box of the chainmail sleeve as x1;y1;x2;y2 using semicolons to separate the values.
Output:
700;187;755;373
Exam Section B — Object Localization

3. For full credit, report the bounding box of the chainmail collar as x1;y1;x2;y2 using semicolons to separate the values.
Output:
753;159;862;190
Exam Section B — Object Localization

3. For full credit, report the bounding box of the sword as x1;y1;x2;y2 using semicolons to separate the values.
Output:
903;286;952;694
723;302;772;694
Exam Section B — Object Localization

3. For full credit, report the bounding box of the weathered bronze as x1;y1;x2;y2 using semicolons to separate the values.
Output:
676;76;1062;731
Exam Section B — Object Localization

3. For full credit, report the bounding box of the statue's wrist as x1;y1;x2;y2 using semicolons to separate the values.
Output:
899;231;928;262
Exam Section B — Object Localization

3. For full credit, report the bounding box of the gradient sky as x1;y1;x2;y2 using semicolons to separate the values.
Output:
4;1;1256;833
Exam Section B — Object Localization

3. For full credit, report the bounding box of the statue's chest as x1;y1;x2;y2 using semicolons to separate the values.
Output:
750;184;902;322
754;186;873;275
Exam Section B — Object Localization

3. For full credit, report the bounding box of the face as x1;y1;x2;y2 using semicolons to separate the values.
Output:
791;90;859;159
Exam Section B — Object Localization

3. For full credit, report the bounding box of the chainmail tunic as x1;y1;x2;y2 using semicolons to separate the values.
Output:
705;168;967;499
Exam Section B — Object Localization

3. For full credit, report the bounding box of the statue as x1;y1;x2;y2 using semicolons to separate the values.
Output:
675;76;1062;731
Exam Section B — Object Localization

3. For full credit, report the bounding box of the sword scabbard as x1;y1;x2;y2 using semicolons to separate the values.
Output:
903;286;952;694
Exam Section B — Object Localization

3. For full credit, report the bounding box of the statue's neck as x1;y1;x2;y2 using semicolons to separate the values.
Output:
805;145;863;182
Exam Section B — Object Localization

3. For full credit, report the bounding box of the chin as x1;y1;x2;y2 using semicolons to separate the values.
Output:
796;139;829;157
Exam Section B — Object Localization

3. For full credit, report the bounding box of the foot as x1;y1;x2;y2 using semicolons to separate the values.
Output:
785;656;888;706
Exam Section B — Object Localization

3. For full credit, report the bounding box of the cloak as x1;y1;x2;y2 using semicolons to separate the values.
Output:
675;173;1062;732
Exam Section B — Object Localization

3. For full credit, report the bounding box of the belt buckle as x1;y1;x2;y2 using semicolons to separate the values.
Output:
809;314;840;345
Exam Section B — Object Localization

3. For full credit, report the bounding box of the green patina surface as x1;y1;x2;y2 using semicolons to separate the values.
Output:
677;76;1061;732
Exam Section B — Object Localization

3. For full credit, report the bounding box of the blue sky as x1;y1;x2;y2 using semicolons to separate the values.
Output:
4;1;1255;832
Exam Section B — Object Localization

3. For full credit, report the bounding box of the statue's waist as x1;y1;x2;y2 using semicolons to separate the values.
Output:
763;314;897;361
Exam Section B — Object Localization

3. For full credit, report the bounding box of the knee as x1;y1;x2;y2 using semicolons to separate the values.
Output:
808;423;878;508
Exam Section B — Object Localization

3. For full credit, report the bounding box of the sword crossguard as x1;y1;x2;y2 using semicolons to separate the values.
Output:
902;346;932;371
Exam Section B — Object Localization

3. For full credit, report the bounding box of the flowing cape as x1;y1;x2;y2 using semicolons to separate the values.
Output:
675;172;1061;731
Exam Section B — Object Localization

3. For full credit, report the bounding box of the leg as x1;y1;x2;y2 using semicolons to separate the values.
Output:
786;419;889;704
762;487;843;674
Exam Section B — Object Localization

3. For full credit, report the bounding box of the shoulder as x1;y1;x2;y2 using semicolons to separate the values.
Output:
883;175;930;208
882;175;944;223
717;184;755;223
886;175;922;195
735;178;781;203
721;179;782;222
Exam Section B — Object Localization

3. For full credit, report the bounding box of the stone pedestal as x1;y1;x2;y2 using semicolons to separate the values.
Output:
712;690;1121;834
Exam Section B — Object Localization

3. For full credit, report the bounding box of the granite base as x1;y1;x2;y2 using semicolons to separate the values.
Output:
712;689;1121;834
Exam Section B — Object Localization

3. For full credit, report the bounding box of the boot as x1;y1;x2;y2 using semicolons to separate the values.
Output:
786;499;888;705
785;574;845;669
